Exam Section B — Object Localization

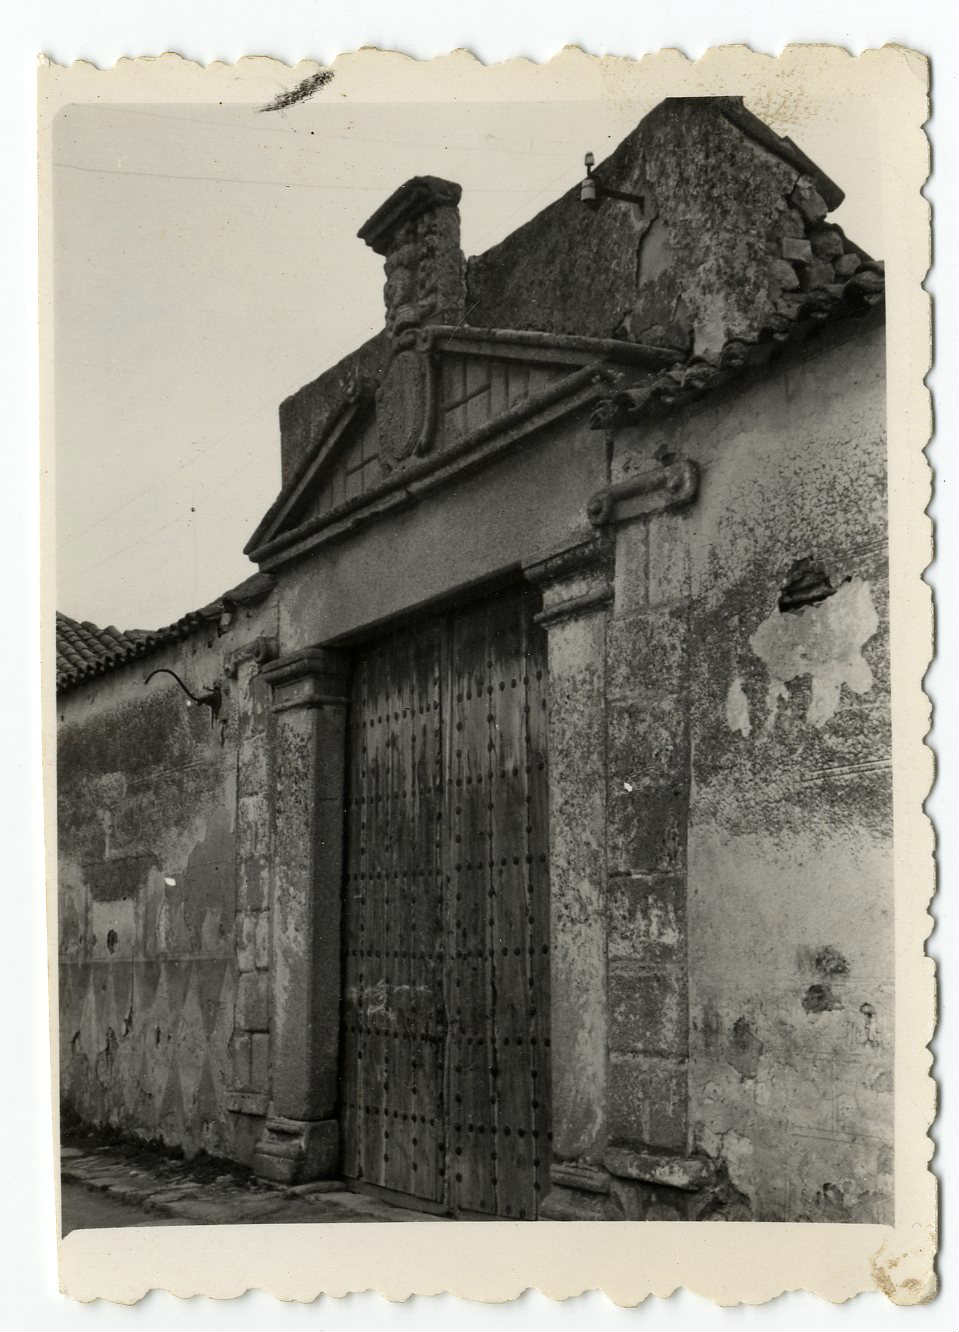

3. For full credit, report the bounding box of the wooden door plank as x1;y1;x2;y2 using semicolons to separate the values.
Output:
341;652;365;1182
382;630;411;1196
523;604;553;1213
362;643;388;1187
486;590;536;1218
354;648;380;1186
409;623;445;1203
448;602;497;1216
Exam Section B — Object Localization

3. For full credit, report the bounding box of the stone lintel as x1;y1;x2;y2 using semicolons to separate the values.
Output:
604;1146;713;1192
261;647;349;712
252;1116;339;1185
587;459;699;528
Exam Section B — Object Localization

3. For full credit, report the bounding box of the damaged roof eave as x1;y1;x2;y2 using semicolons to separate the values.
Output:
55;570;275;695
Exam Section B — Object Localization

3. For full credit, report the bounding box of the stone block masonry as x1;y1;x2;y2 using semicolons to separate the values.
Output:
229;656;275;1121
605;520;692;1176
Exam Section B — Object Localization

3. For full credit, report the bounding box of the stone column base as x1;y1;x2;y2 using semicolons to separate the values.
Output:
540;1152;750;1221
252;1115;339;1184
602;1148;751;1221
539;1161;621;1221
540;1186;622;1221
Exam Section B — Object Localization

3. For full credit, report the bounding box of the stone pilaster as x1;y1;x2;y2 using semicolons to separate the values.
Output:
524;537;619;1220
252;647;349;1184
225;641;276;1140
599;473;699;1219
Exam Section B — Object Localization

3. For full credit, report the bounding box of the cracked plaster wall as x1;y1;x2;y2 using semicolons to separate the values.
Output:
466;98;834;363
610;315;891;1221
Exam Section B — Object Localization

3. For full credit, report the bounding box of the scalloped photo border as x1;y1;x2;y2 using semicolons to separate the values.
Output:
39;42;935;1307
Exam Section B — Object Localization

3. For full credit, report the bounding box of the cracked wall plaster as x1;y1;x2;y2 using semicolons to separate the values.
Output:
749;577;878;728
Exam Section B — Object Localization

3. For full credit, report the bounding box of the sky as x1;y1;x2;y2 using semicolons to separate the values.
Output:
53;92;882;630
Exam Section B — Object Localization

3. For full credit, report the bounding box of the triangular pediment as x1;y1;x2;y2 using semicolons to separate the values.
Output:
245;327;674;565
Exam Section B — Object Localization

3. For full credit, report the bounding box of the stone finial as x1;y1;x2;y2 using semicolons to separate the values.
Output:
358;176;465;339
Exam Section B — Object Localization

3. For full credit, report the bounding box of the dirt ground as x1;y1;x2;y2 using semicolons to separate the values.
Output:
59;1134;445;1234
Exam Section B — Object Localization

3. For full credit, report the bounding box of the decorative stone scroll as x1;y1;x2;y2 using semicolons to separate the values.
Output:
586;458;699;527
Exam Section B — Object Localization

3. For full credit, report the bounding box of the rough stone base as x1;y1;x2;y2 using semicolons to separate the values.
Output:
252;1116;339;1184
539;1185;621;1221
540;1151;752;1221
604;1149;752;1221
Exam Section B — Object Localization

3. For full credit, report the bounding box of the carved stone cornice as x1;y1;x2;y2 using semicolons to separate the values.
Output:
358;176;465;342
524;534;614;586
586;458;699;527
357;176;462;255
524;535;614;628
260;647;349;713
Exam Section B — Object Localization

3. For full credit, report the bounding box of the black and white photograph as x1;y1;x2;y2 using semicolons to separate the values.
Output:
41;44;936;1306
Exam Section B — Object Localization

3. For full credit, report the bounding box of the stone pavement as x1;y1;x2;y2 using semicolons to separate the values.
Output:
61;1140;446;1233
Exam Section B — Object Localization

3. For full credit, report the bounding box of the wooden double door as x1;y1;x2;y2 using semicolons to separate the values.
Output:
340;585;551;1218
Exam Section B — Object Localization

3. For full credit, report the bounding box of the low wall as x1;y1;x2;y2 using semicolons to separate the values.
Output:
57;604;276;1163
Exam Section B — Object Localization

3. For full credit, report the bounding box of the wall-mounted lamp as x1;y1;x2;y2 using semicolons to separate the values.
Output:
580;151;647;210
144;667;223;724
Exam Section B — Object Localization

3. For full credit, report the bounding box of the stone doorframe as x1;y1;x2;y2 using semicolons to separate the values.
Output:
249;543;619;1201
522;537;618;1219
250;525;698;1210
251;647;350;1183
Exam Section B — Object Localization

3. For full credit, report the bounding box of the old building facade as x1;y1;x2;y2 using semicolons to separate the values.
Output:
56;97;891;1223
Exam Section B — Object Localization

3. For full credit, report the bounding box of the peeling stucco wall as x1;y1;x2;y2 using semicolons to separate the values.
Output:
57;602;276;1162
609;314;891;1221
746;577;879;730
689;320;891;1222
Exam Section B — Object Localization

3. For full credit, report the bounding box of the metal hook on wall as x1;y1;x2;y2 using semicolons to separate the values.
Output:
144;667;222;724
579;150;647;210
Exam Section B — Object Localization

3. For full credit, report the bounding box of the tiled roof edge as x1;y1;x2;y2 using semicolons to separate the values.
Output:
589;265;885;433
56;571;275;694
